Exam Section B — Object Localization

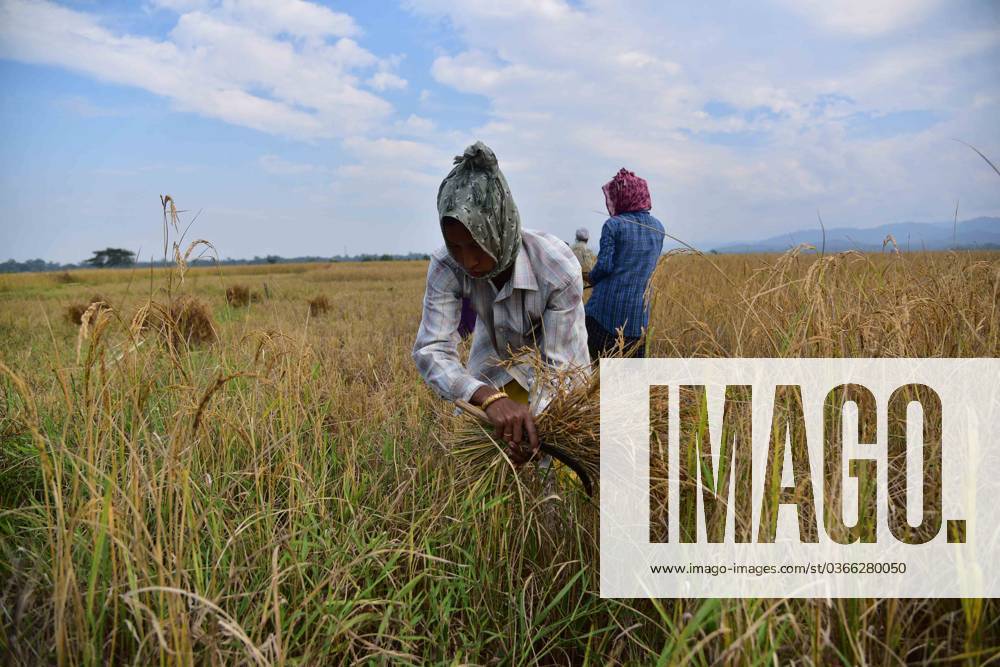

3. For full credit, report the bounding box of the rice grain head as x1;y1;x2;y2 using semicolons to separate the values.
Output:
66;294;111;325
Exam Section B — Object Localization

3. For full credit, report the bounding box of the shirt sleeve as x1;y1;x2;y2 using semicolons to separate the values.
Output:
412;256;490;402
588;219;616;284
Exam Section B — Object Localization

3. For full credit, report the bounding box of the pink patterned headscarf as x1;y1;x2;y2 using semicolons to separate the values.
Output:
602;168;652;216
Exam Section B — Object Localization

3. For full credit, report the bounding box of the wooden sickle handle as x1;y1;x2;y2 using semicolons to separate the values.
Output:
455;398;489;423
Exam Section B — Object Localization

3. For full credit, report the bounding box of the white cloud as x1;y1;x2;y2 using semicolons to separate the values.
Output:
831;30;1000;107
368;70;407;91
405;1;1000;246
149;0;212;12
616;51;682;76
0;0;395;139
214;0;359;39
431;50;565;96
258;155;318;175
311;133;465;248
396;114;436;136
772;0;944;37
342;137;448;168
406;0;582;23
151;0;359;39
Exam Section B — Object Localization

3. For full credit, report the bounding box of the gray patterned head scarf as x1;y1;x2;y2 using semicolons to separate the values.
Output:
437;141;521;280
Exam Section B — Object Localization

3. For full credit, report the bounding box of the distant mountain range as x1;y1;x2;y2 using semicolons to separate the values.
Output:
709;217;1000;253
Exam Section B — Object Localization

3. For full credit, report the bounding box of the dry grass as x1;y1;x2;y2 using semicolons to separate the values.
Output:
132;295;218;349
644;246;999;357
64;303;88;325
226;284;262;307
168;294;218;346
1;238;998;664
226;284;250;307
308;294;330;316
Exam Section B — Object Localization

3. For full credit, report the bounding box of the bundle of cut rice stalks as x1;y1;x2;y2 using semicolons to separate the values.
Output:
451;364;600;495
443;340;668;501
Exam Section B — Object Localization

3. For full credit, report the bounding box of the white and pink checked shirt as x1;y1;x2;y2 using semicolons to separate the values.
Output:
412;229;591;412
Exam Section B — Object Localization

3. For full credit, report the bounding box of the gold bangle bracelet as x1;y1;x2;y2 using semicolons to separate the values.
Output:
480;391;508;411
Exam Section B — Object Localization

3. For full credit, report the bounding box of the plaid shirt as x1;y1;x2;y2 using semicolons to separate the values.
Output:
585;211;665;339
413;229;590;411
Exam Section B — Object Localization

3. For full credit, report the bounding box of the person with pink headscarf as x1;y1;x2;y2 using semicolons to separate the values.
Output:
583;168;665;358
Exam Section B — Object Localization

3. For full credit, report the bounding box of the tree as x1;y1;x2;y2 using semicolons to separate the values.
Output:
85;248;136;268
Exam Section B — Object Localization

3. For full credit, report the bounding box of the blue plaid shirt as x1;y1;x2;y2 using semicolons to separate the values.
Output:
584;211;664;339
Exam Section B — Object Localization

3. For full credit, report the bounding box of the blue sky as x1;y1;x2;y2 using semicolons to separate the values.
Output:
1;0;998;263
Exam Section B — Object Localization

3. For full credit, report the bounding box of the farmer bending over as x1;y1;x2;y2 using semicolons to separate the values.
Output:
413;141;590;464
583;168;665;358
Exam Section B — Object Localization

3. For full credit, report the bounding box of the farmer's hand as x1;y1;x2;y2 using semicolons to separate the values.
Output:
483;397;539;465
581;271;591;286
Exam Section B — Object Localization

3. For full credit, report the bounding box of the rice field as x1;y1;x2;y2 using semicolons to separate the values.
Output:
1;242;998;664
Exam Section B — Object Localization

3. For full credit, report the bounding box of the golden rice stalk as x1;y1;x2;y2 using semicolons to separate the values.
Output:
66;294;111;325
74;299;114;364
882;234;901;256
173;239;218;285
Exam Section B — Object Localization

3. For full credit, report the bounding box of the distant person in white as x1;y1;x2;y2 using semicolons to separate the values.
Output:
570;227;596;273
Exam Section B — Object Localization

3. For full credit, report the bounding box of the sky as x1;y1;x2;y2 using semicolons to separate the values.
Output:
0;0;998;263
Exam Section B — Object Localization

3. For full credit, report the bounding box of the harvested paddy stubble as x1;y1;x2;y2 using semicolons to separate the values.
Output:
226;284;250;307
132;294;219;349
0;248;997;664
65;294;111;325
308;294;330;316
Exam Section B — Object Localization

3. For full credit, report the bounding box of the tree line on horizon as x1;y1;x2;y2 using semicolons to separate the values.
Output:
0;247;434;273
